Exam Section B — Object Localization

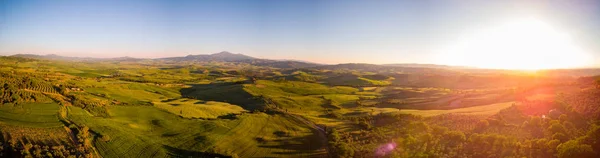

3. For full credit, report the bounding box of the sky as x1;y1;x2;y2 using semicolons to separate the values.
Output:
0;0;599;66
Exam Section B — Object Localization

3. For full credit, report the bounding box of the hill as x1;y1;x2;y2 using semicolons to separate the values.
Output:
383;63;474;69
158;51;256;62
3;53;600;158
11;54;145;62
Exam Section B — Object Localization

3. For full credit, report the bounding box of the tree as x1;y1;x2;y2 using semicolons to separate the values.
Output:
548;123;567;135
335;142;354;158
557;140;595;158
559;114;568;123
79;126;90;139
443;131;466;147
552;133;568;142
478;119;490;128
581;125;600;151
328;128;341;143
100;134;111;142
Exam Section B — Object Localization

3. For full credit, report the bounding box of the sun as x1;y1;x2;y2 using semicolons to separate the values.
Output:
437;18;591;70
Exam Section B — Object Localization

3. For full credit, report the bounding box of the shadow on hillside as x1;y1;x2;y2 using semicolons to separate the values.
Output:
341;102;359;108
180;82;265;110
257;127;327;156
163;145;231;158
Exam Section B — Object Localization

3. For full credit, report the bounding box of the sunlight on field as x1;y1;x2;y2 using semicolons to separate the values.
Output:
398;102;515;117
153;98;246;119
67;106;326;157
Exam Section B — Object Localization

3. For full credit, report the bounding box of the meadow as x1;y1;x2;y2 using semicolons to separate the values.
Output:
0;56;599;158
0;103;63;128
396;102;515;117
68;106;325;157
153;98;246;119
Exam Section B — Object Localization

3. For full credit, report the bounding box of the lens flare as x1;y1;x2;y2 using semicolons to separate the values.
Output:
375;142;397;156
437;17;591;70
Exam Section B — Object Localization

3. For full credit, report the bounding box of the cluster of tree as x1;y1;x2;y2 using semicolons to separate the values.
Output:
0;71;116;118
0;73;58;104
326;100;600;158
72;126;95;157
0;142;76;158
563;88;600;120
0;130;94;158
327;128;356;158
68;94;110;117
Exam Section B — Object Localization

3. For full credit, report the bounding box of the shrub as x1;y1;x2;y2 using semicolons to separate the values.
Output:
557;140;595;158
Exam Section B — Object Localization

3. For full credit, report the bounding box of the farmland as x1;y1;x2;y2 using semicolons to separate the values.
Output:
153;98;246;119
396;102;515;117
68;106;325;157
0;103;63;128
0;55;599;158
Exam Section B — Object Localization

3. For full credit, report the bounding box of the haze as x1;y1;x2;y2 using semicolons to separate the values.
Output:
1;0;599;68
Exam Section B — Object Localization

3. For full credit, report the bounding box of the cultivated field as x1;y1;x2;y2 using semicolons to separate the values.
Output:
1;56;598;158
0;103;63;128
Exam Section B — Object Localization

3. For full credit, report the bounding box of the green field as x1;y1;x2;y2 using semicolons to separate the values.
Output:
245;80;359;96
68;106;326;158
397;102;515;117
2;56;596;158
0;103;63;128
153;98;246;119
82;79;182;105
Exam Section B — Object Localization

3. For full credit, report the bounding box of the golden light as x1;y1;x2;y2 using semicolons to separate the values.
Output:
437;18;591;70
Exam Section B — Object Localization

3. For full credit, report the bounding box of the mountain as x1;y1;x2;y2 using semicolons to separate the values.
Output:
10;52;321;69
157;51;321;68
383;63;474;69
239;59;321;69
10;54;144;62
275;59;323;65
315;63;384;71
8;52;600;76
159;51;255;62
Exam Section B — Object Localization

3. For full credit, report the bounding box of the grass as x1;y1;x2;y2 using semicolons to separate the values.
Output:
180;80;359;111
0;103;63;128
322;94;360;107
181;83;264;110
279;71;323;82
68;106;326;158
246;80;358;96
242;80;362;111
270;96;326;110
358;77;391;86
397;102;515;117
81;79;181;105
322;74;393;86
153;98;246;119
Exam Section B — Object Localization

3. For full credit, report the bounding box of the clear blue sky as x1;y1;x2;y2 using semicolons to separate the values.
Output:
0;0;599;65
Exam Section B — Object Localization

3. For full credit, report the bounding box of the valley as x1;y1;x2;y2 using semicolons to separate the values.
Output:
1;53;599;158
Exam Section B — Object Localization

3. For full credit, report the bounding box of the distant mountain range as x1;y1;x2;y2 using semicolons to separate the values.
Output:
11;54;146;62
159;51;256;62
7;52;479;70
383;63;476;69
